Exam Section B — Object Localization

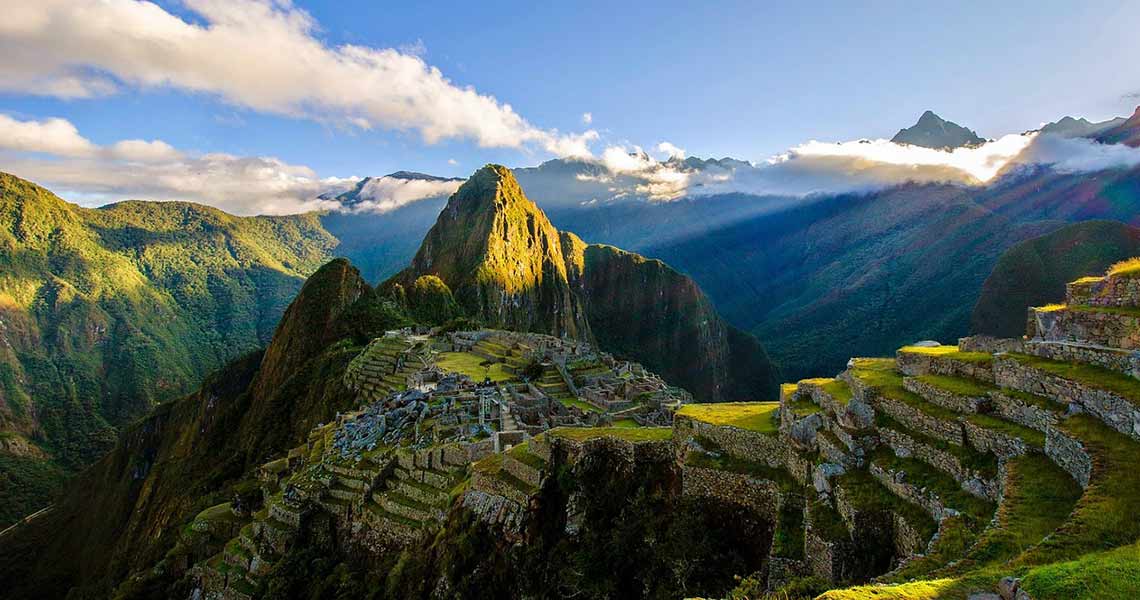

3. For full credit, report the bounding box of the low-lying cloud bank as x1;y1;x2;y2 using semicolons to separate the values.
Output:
5;111;1140;216
586;130;1140;202
0;113;353;215
341;176;463;214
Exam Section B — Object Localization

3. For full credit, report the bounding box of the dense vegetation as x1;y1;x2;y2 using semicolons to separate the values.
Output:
971;220;1140;337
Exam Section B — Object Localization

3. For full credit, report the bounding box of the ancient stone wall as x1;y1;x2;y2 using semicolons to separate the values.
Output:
680;464;781;517
1045;427;1093;489
1066;274;1140;307
994;356;1140;440
1028;307;1140;350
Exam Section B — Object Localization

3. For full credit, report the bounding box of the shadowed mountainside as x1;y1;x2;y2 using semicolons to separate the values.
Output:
971;220;1140;338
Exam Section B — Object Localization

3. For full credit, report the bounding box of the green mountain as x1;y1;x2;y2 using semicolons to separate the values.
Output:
0;258;404;598
391;164;778;402
971;220;1140;338
0;172;341;526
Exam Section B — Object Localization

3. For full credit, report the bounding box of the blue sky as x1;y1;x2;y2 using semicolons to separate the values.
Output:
1;0;1139;213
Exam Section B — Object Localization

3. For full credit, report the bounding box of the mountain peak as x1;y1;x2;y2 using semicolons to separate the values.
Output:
394;164;591;339
891;111;985;150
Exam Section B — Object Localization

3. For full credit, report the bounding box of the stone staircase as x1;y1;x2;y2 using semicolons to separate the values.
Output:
536;364;575;404
361;447;464;536
343;336;426;402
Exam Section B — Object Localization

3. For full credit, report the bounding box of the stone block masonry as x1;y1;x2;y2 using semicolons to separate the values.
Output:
994;355;1140;441
680;464;781;518
1028;306;1140;351
1066;274;1140;308
1045;426;1093;489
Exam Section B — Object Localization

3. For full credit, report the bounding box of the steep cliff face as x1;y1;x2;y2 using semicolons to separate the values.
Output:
397;165;778;401
394;165;591;340
572;242;778;402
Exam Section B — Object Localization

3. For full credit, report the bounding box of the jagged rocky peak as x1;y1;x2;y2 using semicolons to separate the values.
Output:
890;110;986;149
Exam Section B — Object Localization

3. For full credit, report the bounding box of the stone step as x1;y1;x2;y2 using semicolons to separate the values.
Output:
363;498;425;531
327;482;364;502
1023;339;1140;379
396;478;449;506
903;375;993;414
383;491;439;522
896;346;995;384
1028;305;1140;351
874;413;1001;501
865;449;996;525
994;353;1140;441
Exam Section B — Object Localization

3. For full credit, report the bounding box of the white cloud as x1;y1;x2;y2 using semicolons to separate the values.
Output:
0;113;352;215
0;113;97;156
581;112;592;125
1008;133;1140;173
0;0;597;157
348;176;461;213
656;141;686;159
447;158;458;165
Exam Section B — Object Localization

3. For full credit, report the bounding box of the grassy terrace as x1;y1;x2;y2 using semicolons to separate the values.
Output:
435;351;514;382
506;442;546;470
675;401;780;434
836;468;938;543
1007;352;1140;407
1109;256;1140;278
871;447;996;523
898;345;994;365
851;359;961;421
916;373;995;398
559;397;604;413
471;452;539;495
809;498;851;543
875;412;998;478
612;418;640;428
785;396;822;417
836;418;1127;599
800;377;854;406
546;426;673;442
684;439;799;490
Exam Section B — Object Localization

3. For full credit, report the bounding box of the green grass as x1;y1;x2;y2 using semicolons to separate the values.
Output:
675;401;780;434
835;468;938;542
546;426;673;442
194;502;238;523
852;360;962;423
611;418;640;428
870;448;996;523
874;412;998;478
1108;256;1140;277
800;377;854;406
808;498;851;543
435;351;514;382
559;397;604;413
773;495;805;559
1020;541;1140;599
785;396;822;417
506;442;547;470
1007;353;1140;406
940;453;1081;576
898;345;993;365
684;445;799;490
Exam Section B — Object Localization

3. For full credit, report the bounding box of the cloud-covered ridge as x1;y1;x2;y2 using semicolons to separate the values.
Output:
0;0;596;157
0;113;354;215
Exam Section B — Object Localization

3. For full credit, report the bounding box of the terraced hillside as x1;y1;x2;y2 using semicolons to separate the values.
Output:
695;261;1140;599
